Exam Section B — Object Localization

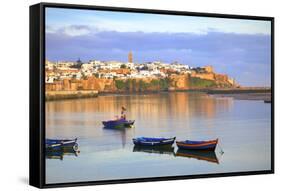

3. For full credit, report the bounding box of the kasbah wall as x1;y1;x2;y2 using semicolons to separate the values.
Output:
46;77;117;92
191;66;234;86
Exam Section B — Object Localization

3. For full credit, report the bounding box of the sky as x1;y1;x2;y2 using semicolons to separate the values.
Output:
46;7;271;86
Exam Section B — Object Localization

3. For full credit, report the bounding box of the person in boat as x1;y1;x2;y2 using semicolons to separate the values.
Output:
120;106;126;120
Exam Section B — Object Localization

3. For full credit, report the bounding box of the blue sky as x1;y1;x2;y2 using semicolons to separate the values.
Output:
46;8;271;86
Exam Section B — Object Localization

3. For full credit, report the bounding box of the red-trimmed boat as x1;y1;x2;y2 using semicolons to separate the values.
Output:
176;139;218;151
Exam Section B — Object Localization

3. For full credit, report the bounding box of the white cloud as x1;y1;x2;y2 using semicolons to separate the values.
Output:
46;25;57;34
61;25;91;36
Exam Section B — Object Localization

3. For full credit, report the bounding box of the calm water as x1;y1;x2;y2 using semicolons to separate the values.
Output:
45;92;271;184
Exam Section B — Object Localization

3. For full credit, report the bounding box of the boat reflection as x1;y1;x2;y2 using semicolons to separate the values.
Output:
175;149;219;164
133;146;220;164
46;147;79;160
133;145;175;156
103;127;128;148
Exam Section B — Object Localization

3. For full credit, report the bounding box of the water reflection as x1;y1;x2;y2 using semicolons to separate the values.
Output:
132;145;220;164
133;145;175;156
46;149;79;160
46;92;233;119
102;127;128;148
45;92;271;184
46;92;233;139
175;149;219;164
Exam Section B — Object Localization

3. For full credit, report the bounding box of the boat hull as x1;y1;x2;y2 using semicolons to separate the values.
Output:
102;119;134;129
46;138;78;151
133;137;176;147
176;139;218;151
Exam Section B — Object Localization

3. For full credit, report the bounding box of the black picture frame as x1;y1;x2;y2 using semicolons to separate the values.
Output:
29;2;275;188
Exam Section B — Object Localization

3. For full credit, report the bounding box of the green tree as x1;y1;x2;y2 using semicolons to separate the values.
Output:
159;78;169;90
190;77;216;88
93;73;99;78
125;79;130;91
139;80;149;91
132;79;137;91
120;64;127;69
115;80;126;90
150;79;159;87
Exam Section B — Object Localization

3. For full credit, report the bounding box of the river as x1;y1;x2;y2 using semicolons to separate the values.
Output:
45;92;271;184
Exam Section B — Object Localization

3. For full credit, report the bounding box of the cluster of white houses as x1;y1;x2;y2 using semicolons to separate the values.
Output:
45;59;192;83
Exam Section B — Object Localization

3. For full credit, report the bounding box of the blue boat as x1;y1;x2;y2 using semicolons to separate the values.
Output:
102;119;134;129
46;138;78;151
176;139;218;151
132;137;176;147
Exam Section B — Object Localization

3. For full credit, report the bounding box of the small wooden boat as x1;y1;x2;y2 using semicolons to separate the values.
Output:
133;137;176;147
176;149;219;164
46;138;78;151
102;119;135;129
176;139;218;151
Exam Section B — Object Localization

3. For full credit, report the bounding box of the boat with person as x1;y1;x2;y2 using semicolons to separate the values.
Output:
102;106;135;129
133;137;176;147
102;119;135;129
176;138;218;151
46;138;78;151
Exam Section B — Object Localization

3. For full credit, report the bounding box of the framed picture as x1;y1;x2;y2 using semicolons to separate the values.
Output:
30;2;274;188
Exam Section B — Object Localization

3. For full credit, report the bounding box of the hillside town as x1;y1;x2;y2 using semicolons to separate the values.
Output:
45;52;237;95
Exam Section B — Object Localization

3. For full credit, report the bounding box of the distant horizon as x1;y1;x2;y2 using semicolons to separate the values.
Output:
46;7;271;86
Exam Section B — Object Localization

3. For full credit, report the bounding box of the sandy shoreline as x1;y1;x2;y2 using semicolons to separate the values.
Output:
206;87;271;94
205;88;271;103
45;87;272;102
210;93;271;103
46;90;98;101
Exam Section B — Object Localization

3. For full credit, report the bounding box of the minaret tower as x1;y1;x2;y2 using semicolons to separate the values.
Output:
128;51;133;63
